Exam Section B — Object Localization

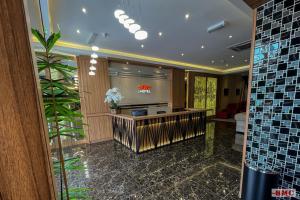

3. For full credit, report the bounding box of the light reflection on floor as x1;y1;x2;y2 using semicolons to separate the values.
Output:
66;121;242;200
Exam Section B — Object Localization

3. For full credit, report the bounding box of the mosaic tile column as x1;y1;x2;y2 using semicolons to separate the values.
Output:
246;0;300;198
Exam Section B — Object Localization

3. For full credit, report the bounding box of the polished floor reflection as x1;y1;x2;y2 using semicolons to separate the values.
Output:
68;122;242;200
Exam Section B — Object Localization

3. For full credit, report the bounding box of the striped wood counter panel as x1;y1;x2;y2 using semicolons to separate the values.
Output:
112;110;207;153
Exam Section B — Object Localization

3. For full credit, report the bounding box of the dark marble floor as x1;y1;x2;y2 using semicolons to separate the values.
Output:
68;122;242;200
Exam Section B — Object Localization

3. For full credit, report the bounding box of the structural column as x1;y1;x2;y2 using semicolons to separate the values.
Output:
0;0;56;199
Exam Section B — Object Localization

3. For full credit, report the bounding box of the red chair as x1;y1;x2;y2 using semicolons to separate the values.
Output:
216;103;239;119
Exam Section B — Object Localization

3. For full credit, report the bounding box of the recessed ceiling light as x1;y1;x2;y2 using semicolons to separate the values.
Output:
225;64;229;67
82;7;87;14
138;70;141;73
91;46;99;51
181;53;184;56
158;66;162;69
211;60;215;64
123;67;129;70
231;55;234;58
158;32;163;36
229;35;233;39
76;29;80;34
141;44;144;48
126;62;129;64
185;13;190;19
201;45;205;49
244;59;248;62
155;70;161;73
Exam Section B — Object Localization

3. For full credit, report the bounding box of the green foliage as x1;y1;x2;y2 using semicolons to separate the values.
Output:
32;28;89;200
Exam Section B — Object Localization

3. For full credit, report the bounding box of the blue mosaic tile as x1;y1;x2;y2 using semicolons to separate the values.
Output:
246;0;300;198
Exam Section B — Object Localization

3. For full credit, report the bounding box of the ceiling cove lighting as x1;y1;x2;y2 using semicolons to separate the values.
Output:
32;37;250;73
114;9;148;40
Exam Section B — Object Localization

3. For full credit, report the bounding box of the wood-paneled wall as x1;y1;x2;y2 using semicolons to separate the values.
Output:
77;56;113;143
0;0;56;199
243;0;269;8
169;68;186;109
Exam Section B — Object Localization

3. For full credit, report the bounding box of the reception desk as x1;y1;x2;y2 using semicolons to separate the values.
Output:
109;109;207;153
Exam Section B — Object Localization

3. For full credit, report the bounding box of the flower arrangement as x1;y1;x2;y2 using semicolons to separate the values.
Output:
104;88;123;110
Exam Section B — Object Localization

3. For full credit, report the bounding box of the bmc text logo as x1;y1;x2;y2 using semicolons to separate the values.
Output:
137;84;151;94
272;189;296;197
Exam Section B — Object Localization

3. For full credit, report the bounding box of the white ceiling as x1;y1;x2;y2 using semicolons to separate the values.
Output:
27;0;252;71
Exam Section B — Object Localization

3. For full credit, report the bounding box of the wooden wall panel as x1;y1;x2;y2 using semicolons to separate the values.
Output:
243;0;269;8
0;0;56;199
77;56;113;143
170;68;186;109
239;9;257;197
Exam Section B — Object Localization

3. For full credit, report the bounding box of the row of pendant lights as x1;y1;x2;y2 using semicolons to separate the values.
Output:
89;46;99;76
114;9;148;40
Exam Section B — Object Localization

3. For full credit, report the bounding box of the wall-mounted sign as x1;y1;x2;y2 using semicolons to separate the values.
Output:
138;84;151;94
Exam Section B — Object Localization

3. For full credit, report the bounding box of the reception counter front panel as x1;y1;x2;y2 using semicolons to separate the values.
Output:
110;109;207;153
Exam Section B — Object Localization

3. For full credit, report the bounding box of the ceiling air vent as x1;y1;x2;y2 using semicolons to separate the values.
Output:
228;40;251;52
87;33;98;45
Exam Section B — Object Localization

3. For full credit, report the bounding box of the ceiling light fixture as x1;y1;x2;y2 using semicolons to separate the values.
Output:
91;46;99;51
226;64;229;67
114;9;148;40
91;53;98;59
89;71;95;76
229;35;233;39
135;30;148;40
158;32;163;36
118;15;129;24
114;9;125;18
129;24;141;34
89;66;96;71
126;62;129;64
185;13;190;19
211;60;215;64
201;45;205;49
138;70;141;73
90;59;97;64
82;8;87;14
181;53;184;56
123;67;129;70
124;19;135;29
141;44;144;48
76;29;80;34
231;55;234;58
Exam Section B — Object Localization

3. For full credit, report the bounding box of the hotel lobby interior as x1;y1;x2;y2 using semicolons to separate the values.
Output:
1;0;300;199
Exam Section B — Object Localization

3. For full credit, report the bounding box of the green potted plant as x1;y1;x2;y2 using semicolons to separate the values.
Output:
32;28;89;199
104;88;123;114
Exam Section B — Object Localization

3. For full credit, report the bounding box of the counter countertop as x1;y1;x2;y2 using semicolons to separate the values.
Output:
107;109;209;121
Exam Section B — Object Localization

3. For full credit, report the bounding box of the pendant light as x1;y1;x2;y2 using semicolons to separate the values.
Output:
135;30;148;40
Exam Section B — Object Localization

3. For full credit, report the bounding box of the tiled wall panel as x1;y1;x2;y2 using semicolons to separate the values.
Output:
246;0;300;199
